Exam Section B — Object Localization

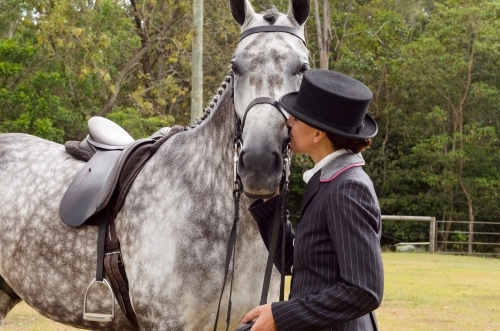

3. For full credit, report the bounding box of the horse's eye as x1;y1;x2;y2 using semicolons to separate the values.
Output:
297;63;309;75
230;61;240;75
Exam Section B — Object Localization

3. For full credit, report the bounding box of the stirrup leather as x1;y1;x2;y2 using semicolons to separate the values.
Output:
83;278;115;322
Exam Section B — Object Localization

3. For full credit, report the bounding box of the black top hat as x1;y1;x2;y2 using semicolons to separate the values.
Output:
279;69;377;139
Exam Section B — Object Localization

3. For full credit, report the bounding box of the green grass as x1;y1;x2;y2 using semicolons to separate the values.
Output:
1;302;79;331
3;253;500;330
377;253;500;331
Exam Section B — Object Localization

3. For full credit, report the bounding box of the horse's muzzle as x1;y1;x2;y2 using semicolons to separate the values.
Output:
237;148;283;199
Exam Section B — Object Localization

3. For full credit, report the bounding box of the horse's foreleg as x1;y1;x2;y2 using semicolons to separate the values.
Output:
0;288;22;328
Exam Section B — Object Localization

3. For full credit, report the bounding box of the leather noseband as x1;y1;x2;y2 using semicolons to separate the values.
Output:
240;97;288;132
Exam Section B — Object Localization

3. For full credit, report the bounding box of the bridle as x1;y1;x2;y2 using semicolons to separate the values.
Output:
233;23;306;146
213;25;305;331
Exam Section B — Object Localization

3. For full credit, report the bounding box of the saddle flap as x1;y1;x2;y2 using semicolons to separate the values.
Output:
60;138;155;227
96;138;154;211
60;150;122;227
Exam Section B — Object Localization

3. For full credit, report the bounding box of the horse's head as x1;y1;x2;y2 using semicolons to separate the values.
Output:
230;0;310;199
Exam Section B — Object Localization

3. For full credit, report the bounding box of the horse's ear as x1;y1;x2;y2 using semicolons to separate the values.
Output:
288;0;310;26
229;0;255;26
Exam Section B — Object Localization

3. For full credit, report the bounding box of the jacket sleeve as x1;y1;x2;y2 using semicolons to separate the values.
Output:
248;195;295;275
271;178;384;330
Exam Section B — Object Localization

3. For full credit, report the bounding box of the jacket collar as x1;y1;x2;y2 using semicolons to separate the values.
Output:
320;152;365;182
300;152;365;218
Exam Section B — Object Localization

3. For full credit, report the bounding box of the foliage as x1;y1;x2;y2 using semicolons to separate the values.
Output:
0;0;190;142
1;0;499;252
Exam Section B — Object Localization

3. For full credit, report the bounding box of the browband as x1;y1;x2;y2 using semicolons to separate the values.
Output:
239;25;306;46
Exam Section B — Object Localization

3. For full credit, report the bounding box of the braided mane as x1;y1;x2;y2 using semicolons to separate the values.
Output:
185;71;234;130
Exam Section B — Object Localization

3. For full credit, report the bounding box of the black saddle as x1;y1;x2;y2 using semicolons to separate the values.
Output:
60;116;181;227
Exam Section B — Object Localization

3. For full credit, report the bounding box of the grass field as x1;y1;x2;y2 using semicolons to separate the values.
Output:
2;252;500;330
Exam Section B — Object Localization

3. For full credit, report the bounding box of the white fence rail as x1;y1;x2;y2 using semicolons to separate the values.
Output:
381;216;436;253
382;216;500;256
436;220;500;256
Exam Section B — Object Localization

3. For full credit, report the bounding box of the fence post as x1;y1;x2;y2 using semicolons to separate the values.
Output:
469;221;474;254
429;217;436;253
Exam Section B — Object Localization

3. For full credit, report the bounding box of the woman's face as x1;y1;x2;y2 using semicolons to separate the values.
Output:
286;115;317;154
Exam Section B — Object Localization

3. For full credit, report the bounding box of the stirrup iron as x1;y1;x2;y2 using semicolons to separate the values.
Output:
83;278;115;322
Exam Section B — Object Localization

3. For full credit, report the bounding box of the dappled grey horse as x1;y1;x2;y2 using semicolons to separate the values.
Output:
0;0;310;329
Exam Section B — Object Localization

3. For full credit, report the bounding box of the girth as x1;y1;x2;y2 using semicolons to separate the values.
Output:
0;275;20;301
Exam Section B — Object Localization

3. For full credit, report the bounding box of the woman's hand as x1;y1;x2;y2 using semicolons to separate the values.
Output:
241;303;277;331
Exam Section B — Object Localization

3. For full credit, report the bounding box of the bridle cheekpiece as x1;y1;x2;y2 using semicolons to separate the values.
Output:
215;25;302;331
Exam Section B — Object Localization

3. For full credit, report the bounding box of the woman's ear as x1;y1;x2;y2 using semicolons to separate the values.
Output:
313;130;327;143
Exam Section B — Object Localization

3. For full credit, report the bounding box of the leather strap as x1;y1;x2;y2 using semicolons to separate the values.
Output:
240;97;287;133
239;26;306;46
279;190;289;301
95;209;108;281
260;193;285;305
109;254;138;328
213;187;241;331
103;216;140;330
369;311;378;330
260;182;287;306
0;275;20;301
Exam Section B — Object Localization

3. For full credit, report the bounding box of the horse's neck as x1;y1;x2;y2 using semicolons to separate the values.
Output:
146;75;237;206
187;76;235;176
192;77;234;154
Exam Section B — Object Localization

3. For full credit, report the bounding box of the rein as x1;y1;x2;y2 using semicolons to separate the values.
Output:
213;24;302;331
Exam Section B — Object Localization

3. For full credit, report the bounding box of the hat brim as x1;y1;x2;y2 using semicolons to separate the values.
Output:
279;92;378;139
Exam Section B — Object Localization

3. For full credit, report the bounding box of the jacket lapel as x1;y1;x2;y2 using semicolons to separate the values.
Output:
300;170;321;219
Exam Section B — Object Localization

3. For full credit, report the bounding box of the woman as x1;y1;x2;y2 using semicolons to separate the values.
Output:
241;69;384;331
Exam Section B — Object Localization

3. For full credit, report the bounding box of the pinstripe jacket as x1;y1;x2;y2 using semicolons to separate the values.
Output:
249;152;384;331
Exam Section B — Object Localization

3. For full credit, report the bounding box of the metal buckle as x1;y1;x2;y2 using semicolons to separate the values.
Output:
283;144;291;186
83;278;115;322
233;140;242;189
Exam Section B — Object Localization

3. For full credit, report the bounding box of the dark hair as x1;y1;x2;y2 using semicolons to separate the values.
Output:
326;132;371;154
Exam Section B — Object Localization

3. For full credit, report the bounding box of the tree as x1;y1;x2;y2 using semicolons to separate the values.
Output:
0;0;191;140
314;0;331;68
392;0;500;251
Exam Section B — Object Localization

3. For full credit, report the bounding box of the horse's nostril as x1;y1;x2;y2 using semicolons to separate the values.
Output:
272;152;281;173
238;151;246;171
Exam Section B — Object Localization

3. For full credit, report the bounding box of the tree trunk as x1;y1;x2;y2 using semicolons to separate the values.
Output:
314;0;330;69
191;0;203;123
